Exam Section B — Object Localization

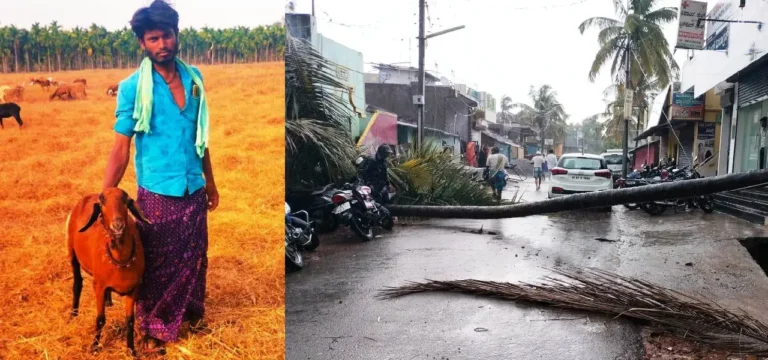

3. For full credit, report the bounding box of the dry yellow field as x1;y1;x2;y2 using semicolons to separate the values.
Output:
0;62;285;359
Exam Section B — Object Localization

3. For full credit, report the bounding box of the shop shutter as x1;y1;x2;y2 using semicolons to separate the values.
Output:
739;64;768;107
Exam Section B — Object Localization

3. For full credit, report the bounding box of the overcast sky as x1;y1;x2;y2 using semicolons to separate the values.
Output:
292;0;718;129
3;0;283;30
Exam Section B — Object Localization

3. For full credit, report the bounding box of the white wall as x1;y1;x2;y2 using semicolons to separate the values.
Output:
681;0;768;97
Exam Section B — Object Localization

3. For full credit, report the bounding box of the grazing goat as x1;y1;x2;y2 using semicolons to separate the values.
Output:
30;78;51;91
74;78;87;86
50;85;72;101
106;84;119;96
66;187;149;355
50;83;87;101
2;85;24;102
0;102;23;129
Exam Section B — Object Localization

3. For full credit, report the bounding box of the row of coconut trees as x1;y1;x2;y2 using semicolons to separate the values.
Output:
0;22;285;73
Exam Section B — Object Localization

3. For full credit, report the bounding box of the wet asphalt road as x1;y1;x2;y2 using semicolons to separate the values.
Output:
286;178;768;360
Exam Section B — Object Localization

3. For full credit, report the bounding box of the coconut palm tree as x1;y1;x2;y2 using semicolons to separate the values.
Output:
602;75;662;147
514;85;569;152
498;95;516;124
285;33;357;191
578;0;679;89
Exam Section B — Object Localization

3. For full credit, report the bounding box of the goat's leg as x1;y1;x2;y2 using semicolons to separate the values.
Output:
125;288;138;357
70;254;83;318
12;112;22;128
105;290;113;307
91;283;107;353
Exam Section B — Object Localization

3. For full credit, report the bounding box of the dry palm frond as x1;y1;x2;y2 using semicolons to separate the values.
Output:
378;268;768;355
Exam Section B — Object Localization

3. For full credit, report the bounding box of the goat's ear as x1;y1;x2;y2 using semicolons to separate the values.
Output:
127;198;151;224
79;203;101;233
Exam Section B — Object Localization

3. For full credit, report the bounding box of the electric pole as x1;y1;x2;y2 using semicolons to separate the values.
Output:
415;0;464;150
622;0;631;178
416;0;426;149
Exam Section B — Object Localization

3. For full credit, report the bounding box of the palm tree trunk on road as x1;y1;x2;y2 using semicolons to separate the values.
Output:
387;170;768;219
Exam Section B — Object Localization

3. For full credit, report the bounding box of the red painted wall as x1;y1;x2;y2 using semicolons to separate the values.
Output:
359;111;398;156
633;142;658;169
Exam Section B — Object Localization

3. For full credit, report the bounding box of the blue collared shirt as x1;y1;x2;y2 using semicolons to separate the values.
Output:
113;64;206;197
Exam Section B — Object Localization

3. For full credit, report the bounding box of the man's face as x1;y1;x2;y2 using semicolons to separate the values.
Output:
139;28;178;65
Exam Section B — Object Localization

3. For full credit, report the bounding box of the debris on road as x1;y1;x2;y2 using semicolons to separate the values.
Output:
379;268;768;356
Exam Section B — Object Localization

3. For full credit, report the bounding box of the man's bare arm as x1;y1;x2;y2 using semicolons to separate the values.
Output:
103;134;132;190
203;148;215;185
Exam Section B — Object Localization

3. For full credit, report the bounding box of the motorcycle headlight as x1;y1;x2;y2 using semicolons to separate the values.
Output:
285;202;291;215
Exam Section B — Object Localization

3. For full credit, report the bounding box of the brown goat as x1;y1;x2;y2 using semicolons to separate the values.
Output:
71;82;87;99
66;187;149;355
106;84;119;96
50;85;72;101
2;85;24;102
30;77;51;91
50;83;87;101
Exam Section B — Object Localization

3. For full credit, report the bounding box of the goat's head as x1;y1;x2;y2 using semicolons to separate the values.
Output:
78;188;150;248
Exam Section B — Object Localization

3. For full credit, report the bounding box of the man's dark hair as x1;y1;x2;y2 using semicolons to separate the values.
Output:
548;149;554;154
491;147;500;154
130;0;180;39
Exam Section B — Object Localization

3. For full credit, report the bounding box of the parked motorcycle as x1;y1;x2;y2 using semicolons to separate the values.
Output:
285;202;321;271
286;184;341;234
638;159;715;215
331;181;394;241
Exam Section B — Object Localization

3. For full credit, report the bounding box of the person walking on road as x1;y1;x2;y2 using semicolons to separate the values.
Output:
532;152;545;190
545;149;558;181
487;146;509;200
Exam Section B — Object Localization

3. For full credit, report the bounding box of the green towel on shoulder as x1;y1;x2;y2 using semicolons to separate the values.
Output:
132;57;209;158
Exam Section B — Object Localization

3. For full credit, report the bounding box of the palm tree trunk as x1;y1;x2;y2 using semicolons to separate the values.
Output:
13;44;19;73
386;169;768;219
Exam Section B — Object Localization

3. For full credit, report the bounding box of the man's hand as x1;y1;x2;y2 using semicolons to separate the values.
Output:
206;182;219;211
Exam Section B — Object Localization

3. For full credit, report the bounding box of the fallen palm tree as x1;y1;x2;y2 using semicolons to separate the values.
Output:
378;268;768;355
387;169;768;218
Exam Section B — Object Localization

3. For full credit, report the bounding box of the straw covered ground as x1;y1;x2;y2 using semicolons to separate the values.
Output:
0;62;285;359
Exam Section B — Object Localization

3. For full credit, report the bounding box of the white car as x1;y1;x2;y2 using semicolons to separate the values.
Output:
548;153;613;201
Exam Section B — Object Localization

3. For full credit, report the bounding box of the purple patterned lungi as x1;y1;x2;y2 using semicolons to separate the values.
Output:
135;186;208;342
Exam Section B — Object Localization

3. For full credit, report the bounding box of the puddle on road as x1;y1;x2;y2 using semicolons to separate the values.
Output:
739;237;768;276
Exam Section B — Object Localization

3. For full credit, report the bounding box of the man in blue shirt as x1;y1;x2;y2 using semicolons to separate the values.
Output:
102;0;218;354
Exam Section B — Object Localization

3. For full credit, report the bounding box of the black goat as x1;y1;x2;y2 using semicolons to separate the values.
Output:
0;102;23;129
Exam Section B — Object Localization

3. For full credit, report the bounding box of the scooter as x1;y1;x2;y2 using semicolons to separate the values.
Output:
285;202;321;272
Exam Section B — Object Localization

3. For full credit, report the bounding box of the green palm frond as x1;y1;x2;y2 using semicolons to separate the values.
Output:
589;36;623;82
578;17;622;34
389;142;502;206
612;0;628;17
643;7;678;23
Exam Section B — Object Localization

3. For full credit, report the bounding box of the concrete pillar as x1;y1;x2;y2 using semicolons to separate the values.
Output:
718;109;731;175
